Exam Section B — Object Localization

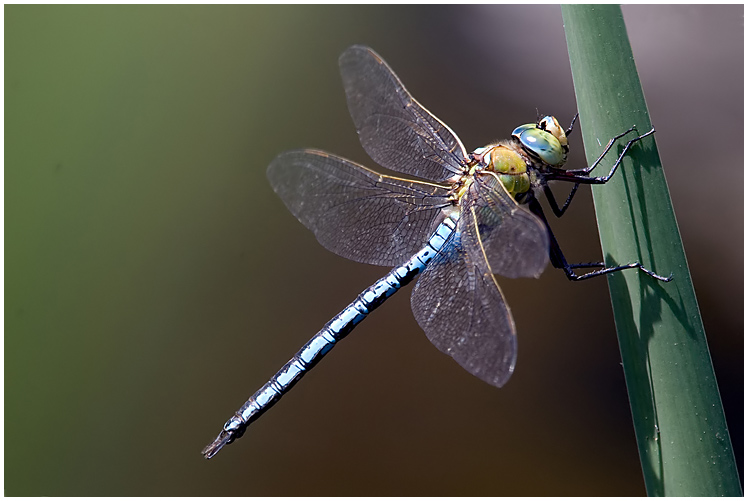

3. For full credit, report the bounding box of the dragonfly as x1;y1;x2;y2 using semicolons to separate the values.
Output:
202;45;670;459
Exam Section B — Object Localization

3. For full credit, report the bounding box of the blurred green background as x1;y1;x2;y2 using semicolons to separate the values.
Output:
5;5;742;496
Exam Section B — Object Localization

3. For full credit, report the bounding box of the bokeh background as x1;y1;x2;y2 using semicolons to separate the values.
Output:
5;5;743;496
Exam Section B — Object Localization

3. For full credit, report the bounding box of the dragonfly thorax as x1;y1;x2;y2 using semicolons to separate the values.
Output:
477;143;532;199
511;115;569;167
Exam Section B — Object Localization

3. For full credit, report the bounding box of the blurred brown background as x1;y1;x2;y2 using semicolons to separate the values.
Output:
5;5;742;496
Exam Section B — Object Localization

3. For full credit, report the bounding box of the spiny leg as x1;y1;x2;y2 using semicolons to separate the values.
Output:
541;126;655;217
566;125;641;175
564;113;579;137
564;261;672;282
547;127;655;185
543;183;580;218
527;196;671;282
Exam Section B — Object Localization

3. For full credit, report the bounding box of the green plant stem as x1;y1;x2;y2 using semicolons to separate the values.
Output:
561;5;741;496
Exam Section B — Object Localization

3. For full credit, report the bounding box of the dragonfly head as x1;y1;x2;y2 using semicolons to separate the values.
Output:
512;115;569;167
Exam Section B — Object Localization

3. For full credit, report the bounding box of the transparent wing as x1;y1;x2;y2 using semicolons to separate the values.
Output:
463;173;549;279
267;149;453;267
411;226;517;388
339;45;470;183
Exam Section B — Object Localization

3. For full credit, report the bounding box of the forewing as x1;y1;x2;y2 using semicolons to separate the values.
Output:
267;149;452;267
339;45;470;183
411;228;517;388
463;174;549;279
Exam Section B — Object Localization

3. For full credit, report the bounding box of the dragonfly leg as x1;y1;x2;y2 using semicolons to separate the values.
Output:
543;124;655;217
564;113;579;137
563;261;673;282
527;196;672;282
566;125;641;175
546;127;655;185
543;182;580;218
540;126;655;217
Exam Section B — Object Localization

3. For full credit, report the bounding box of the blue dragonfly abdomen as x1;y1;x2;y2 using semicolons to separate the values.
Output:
202;213;458;458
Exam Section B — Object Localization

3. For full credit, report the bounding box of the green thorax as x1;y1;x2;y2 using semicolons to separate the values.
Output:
482;144;531;198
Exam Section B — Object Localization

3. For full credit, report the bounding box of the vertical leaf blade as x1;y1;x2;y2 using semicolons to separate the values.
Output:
561;5;741;496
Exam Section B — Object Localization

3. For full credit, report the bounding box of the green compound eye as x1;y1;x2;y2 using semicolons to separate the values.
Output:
511;123;535;139
512;124;565;166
